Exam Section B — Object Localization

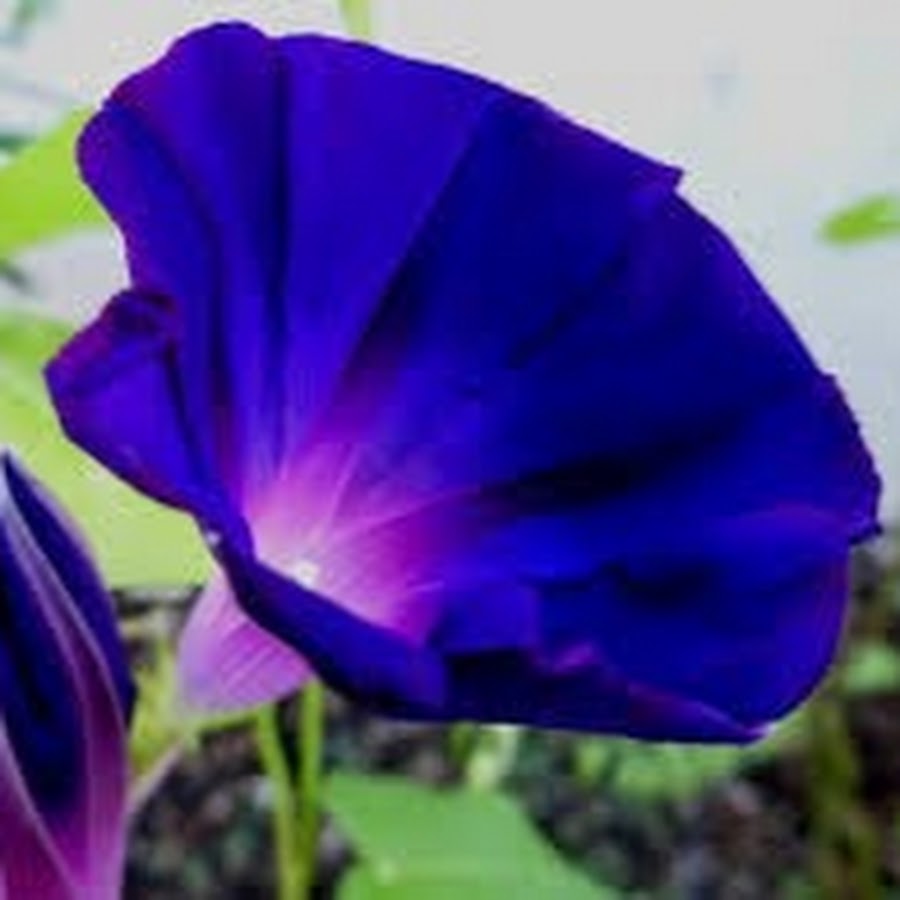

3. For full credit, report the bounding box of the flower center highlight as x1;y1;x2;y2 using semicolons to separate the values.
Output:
290;557;322;590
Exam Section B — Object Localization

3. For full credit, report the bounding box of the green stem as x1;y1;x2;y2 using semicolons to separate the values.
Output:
256;705;303;900
297;681;326;893
464;725;522;791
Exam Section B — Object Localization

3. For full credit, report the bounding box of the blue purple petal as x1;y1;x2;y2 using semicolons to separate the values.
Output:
48;23;880;740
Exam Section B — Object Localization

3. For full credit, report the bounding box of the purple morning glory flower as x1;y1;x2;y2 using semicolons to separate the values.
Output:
48;23;879;742
0;453;132;899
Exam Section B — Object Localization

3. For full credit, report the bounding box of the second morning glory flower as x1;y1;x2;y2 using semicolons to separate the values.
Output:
0;453;133;899
48;23;879;741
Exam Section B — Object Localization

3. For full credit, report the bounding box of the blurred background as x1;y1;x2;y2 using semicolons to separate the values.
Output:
0;2;898;898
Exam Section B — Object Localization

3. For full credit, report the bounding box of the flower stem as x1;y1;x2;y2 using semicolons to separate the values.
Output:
464;724;522;790
297;681;325;894
255;705;303;900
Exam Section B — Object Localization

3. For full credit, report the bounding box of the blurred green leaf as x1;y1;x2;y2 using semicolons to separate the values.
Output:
822;193;900;245
574;738;747;803
3;0;55;40
0;108;106;262
339;0;373;38
328;774;614;899
841;641;900;695
129;631;254;779
0;307;207;586
339;867;614;900
130;634;185;779
465;725;522;790
0;260;31;293
0;305;69;395
0;131;32;155
573;721;796;804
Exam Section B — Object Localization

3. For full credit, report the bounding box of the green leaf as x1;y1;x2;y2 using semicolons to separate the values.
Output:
0;131;32;155
339;0;373;39
3;0;55;40
821;193;900;245
0;109;106;262
339;867;611;900
327;774;615;900
841;642;900;695
573;723;793;804
0;308;207;586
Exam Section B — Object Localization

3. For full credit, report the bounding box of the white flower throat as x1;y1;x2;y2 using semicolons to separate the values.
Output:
290;558;322;590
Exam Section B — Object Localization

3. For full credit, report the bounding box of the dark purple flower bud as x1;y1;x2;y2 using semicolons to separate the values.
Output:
0;452;132;898
47;23;879;741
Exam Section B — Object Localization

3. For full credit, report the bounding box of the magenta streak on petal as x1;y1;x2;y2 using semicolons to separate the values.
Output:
247;452;452;635
180;447;454;710
178;420;505;711
48;600;127;900
219;540;448;716
179;576;310;710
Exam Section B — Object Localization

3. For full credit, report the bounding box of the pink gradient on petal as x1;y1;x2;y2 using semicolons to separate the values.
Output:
249;456;451;647
182;443;467;713
252;466;450;643
0;725;74;900
178;576;311;711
